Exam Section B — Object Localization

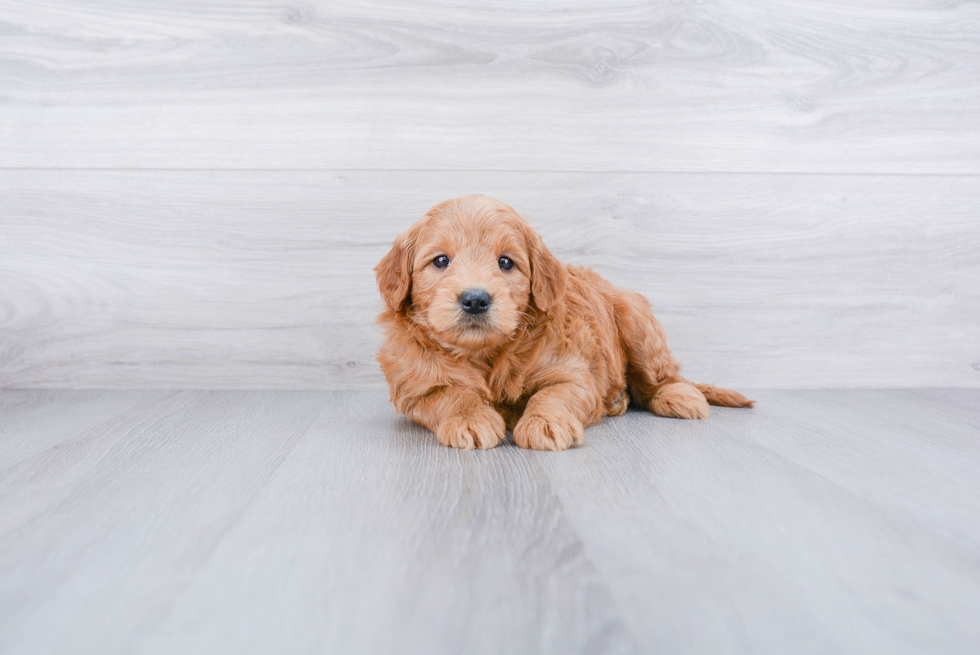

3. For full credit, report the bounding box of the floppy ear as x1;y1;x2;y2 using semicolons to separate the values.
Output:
375;233;413;312
525;225;567;313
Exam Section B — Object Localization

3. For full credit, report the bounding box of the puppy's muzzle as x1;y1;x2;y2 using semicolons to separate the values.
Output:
459;288;492;315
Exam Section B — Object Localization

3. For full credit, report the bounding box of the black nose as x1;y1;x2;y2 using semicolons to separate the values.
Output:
459;288;492;315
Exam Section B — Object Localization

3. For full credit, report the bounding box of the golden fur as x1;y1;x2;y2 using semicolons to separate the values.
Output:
376;195;753;451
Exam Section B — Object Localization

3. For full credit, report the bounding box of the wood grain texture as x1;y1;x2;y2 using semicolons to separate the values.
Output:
538;390;980;654
2;389;979;654
0;390;327;655
0;389;158;469
1;170;977;389
137;392;636;655
0;0;978;172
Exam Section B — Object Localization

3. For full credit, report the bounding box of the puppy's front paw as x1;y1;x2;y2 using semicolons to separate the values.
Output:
513;412;583;451
436;409;505;450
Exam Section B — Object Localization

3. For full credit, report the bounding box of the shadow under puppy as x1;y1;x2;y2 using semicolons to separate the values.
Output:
376;195;753;451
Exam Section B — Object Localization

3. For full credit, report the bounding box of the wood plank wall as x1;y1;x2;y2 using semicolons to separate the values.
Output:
1;1;978;389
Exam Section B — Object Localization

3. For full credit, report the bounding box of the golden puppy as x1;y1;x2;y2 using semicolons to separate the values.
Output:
376;195;752;451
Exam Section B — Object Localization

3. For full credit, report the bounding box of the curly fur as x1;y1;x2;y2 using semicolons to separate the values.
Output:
376;195;753;451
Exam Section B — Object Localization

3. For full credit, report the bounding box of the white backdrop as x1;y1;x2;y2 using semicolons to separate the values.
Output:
1;0;978;389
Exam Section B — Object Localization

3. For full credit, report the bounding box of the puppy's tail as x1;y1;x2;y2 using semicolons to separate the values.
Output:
695;384;755;408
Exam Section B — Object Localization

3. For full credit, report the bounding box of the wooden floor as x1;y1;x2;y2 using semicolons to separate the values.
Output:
1;390;978;654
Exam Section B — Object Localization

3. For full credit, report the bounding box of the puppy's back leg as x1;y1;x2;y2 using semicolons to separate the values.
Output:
694;383;754;409
614;291;753;419
613;291;710;419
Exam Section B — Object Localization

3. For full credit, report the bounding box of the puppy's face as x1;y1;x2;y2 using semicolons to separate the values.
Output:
410;209;531;349
377;195;565;352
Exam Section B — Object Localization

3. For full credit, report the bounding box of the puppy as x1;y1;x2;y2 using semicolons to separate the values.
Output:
376;195;752;451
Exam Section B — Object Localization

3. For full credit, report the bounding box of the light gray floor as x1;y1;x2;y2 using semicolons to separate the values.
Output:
1;389;979;654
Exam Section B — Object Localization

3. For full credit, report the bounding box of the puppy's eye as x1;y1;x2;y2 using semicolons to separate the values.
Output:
498;256;514;270
432;255;450;269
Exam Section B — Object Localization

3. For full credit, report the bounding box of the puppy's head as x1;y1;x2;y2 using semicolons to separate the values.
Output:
376;195;566;350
